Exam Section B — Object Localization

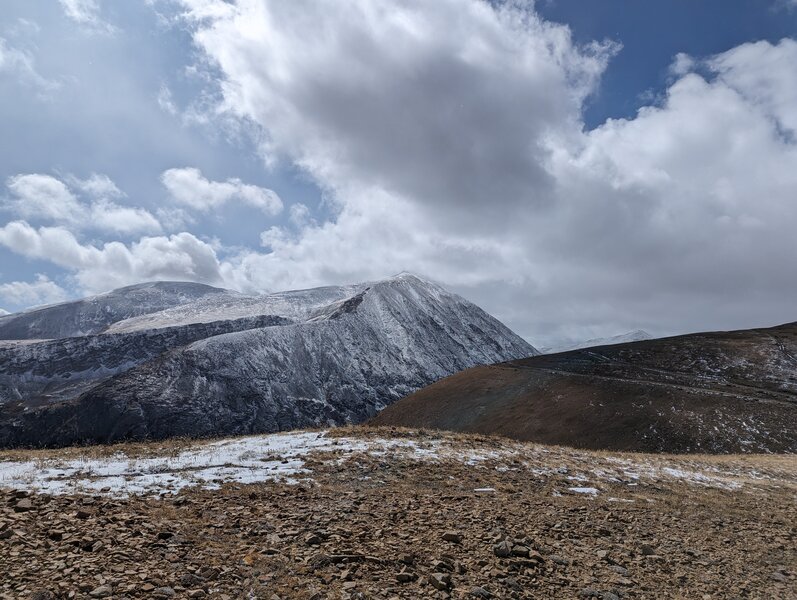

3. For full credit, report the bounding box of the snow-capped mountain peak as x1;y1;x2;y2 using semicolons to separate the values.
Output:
0;274;536;448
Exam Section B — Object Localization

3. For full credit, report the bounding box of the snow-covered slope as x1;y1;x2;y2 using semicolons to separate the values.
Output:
106;283;362;333
0;309;8;316
0;281;236;340
0;274;536;447
542;329;652;353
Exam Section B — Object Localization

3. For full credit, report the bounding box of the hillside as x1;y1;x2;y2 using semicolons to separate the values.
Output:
0;274;535;448
371;323;797;453
0;428;794;599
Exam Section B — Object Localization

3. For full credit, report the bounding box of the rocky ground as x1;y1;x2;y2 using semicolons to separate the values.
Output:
0;427;794;599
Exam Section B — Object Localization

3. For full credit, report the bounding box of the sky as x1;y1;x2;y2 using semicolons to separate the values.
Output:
0;0;796;346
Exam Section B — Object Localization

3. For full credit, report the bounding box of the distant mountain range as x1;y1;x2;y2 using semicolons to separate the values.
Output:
0;274;536;448
541;329;652;353
372;324;797;453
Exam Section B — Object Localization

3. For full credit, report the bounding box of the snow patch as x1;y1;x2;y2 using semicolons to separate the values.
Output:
568;486;599;495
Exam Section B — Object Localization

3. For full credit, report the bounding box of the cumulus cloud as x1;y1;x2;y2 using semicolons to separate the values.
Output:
0;221;223;292
167;0;797;343
2;173;162;235
179;0;615;230
5;174;84;223
160;167;283;215
0;274;68;307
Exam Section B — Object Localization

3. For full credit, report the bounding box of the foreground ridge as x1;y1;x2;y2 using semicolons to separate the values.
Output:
0;428;794;598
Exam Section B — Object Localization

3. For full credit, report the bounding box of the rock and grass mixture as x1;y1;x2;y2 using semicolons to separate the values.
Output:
0;427;794;599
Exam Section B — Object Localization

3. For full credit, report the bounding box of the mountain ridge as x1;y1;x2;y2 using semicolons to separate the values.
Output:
0;274;536;447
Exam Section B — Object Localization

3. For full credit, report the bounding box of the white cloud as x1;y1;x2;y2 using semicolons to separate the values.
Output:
66;173;125;199
669;52;694;77
58;0;115;33
5;174;84;223
0;221;223;293
0;37;59;96
0;274;68;307
288;203;313;228
157;84;179;115
167;1;797;343
179;0;614;227
160;167;283;215
3;173;162;235
89;200;164;236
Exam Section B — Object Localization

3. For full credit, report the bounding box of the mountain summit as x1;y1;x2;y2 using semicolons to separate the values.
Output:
0;274;536;447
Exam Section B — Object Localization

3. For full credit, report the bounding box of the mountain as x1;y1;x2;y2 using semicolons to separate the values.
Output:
0;273;536;447
541;329;652;353
0;281;236;340
371;323;797;453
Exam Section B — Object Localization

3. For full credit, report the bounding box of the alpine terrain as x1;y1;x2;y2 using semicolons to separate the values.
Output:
0;274;535;448
541;330;653;354
372;324;797;453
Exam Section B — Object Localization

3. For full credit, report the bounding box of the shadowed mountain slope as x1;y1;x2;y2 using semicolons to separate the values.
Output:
371;323;797;453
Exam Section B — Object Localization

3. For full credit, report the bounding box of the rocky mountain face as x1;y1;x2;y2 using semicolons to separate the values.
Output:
0;274;536;447
372;324;797;453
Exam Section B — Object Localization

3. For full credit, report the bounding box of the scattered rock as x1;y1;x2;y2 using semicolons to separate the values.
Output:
442;530;463;543
179;573;204;587
304;532;323;545
429;572;451;591
493;540;512;558
639;543;656;556
89;586;112;598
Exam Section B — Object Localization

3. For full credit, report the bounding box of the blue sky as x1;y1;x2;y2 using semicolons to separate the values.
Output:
537;0;797;126
0;0;796;346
